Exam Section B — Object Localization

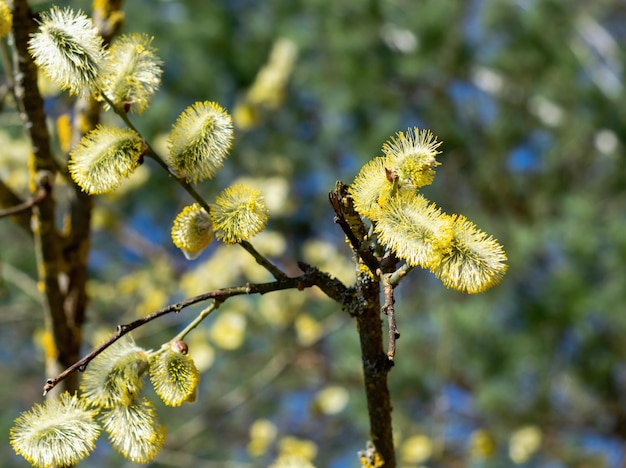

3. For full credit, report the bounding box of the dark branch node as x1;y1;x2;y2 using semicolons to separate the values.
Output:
362;356;394;375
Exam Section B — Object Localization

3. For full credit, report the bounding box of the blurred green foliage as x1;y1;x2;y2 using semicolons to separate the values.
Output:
2;0;626;466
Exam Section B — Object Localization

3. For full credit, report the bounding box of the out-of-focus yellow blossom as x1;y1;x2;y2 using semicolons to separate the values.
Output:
210;311;247;350
0;1;12;39
509;425;542;464
313;385;350;415
248;419;278;457
295;313;323;346
400;434;433;464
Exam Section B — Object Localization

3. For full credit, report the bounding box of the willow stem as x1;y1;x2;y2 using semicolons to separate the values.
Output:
388;263;413;286
169;301;219;344
239;240;287;280
103;95;213;214
105;96;286;277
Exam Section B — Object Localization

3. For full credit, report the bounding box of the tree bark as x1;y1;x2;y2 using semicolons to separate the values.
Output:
355;271;396;467
329;183;396;466
11;0;82;394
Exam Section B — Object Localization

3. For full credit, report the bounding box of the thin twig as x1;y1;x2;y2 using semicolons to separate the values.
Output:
0;186;48;218
328;182;380;275
379;271;399;361
168;301;219;344
387;262;413;286
43;268;349;394
239;240;287;280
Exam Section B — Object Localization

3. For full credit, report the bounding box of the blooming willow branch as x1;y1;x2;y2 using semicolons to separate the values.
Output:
27;5;285;282
349;127;508;294
16;7;509;467
43;264;350;394
101;93;289;280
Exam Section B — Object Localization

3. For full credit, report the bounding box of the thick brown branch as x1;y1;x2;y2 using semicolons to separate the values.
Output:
12;0;80;390
354;270;396;466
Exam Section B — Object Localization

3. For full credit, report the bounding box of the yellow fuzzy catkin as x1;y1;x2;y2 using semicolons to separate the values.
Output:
171;203;213;259
431;214;508;293
167;101;233;183
210;184;269;244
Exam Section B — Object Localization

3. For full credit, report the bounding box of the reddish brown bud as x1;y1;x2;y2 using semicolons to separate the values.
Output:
172;340;189;354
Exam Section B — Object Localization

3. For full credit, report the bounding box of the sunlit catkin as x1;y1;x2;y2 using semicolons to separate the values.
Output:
210;184;269;244
430;214;508;293
382;127;442;189
100;397;165;463
349;157;395;222
68;126;145;194
99;33;163;113
150;345;200;406
167;101;234;183
80;336;150;408
171;203;213;259
28;6;106;95
10;392;100;468
375;192;453;269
